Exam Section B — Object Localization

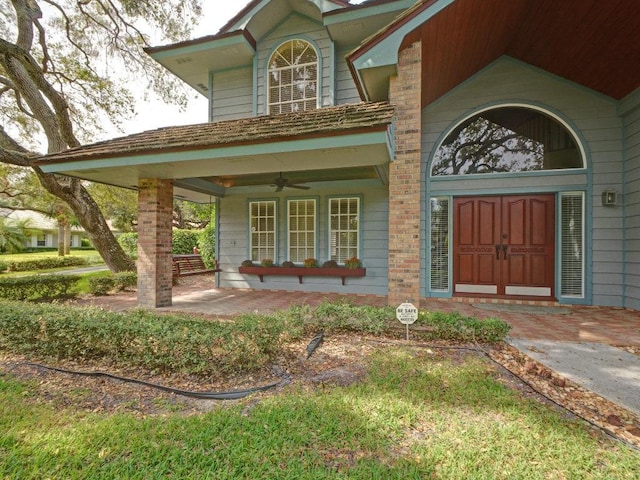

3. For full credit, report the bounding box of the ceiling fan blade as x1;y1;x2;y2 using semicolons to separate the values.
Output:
288;184;311;190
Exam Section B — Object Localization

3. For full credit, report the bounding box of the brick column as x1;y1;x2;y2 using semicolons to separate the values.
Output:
137;178;173;308
388;40;422;306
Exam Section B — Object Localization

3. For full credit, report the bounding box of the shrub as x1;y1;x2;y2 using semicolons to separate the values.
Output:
312;301;394;335
117;232;138;258
172;229;200;255
88;276;116;296
241;259;254;267
4;256;90;273
198;223;216;268
281;261;295;268
417;311;510;343
261;258;274;267
113;272;137;291
0;275;80;301
0;301;307;376
0;260;7;274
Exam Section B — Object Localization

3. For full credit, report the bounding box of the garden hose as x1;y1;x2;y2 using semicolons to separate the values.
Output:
17;362;291;400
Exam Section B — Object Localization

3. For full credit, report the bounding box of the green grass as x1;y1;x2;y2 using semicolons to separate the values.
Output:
1;348;638;479
73;270;113;294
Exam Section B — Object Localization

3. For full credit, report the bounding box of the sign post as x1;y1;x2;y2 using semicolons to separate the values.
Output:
396;302;418;340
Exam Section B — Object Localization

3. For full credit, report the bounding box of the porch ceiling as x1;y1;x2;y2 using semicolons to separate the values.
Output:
414;0;640;104
37;102;394;203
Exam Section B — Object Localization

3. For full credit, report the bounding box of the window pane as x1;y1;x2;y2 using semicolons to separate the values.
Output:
560;193;584;297
430;197;449;291
432;107;583;176
288;199;316;263
249;201;276;262
268;39;318;114
329;197;360;263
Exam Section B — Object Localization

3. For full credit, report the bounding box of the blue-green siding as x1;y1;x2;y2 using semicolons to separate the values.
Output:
421;57;626;307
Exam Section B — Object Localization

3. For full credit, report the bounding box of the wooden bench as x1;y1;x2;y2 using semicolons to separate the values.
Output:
172;254;220;277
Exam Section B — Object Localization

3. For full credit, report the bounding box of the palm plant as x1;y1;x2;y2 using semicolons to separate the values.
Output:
0;217;30;253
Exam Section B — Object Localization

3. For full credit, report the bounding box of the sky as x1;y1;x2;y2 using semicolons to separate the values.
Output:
119;0;367;137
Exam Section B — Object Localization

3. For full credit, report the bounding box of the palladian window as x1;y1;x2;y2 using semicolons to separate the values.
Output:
268;39;318;114
432;107;584;176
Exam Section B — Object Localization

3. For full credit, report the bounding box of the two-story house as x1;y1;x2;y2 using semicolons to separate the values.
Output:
40;0;640;312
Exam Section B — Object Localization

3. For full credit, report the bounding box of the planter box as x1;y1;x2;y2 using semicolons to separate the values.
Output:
238;266;366;285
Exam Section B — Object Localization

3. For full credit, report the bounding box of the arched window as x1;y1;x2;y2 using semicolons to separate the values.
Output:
431;107;584;176
268;39;318;114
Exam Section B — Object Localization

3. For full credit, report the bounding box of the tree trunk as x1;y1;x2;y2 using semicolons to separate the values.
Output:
64;224;71;255
37;170;135;272
57;222;65;256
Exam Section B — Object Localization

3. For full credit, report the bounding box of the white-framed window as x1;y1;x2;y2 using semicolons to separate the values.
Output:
268;39;318;114
329;197;360;263
430;197;450;292
288;199;316;263
36;233;46;247
559;192;585;298
249;200;277;262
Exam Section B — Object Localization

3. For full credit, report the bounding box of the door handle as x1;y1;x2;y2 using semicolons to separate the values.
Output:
503;244;508;260
495;244;501;260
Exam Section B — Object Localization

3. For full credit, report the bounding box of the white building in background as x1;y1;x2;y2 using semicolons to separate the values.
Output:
1;209;87;249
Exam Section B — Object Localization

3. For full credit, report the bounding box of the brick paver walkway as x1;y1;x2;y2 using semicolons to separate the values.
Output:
76;275;640;347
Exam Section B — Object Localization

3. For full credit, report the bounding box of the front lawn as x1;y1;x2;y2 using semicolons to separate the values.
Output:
1;348;638;479
0;301;638;478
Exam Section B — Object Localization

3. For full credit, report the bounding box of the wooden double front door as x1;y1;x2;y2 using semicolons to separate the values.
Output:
453;195;555;299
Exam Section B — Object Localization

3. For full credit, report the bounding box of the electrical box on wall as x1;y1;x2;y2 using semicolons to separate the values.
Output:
601;190;618;206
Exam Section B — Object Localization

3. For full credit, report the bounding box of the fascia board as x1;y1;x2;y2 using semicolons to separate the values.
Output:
351;0;455;71
40;130;393;173
323;0;415;26
147;31;255;61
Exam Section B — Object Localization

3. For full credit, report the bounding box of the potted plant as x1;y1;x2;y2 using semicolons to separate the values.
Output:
304;258;319;268
344;257;362;269
261;258;274;267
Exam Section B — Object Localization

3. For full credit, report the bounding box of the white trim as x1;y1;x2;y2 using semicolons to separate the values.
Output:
505;286;552;297
455;284;497;294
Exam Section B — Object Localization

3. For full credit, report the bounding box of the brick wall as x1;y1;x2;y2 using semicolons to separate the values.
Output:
388;41;422;306
137;178;174;308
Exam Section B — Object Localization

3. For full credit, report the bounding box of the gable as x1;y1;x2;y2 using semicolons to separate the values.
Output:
351;0;640;104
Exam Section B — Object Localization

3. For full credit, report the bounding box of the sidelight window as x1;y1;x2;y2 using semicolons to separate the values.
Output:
430;197;450;292
559;192;585;298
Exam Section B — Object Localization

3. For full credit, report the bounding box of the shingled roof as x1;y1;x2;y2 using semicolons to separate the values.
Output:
39;102;395;165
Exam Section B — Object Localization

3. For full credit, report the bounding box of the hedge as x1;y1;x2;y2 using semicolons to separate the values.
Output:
0;302;304;376
3;256;94;273
88;272;137;295
0;275;81;301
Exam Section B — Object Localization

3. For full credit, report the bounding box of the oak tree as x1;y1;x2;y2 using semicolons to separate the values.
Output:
0;0;202;271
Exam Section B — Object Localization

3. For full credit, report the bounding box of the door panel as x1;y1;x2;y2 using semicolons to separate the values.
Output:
453;197;501;291
453;195;555;299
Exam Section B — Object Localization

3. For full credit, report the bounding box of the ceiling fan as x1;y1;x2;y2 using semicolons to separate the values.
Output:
273;172;310;192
